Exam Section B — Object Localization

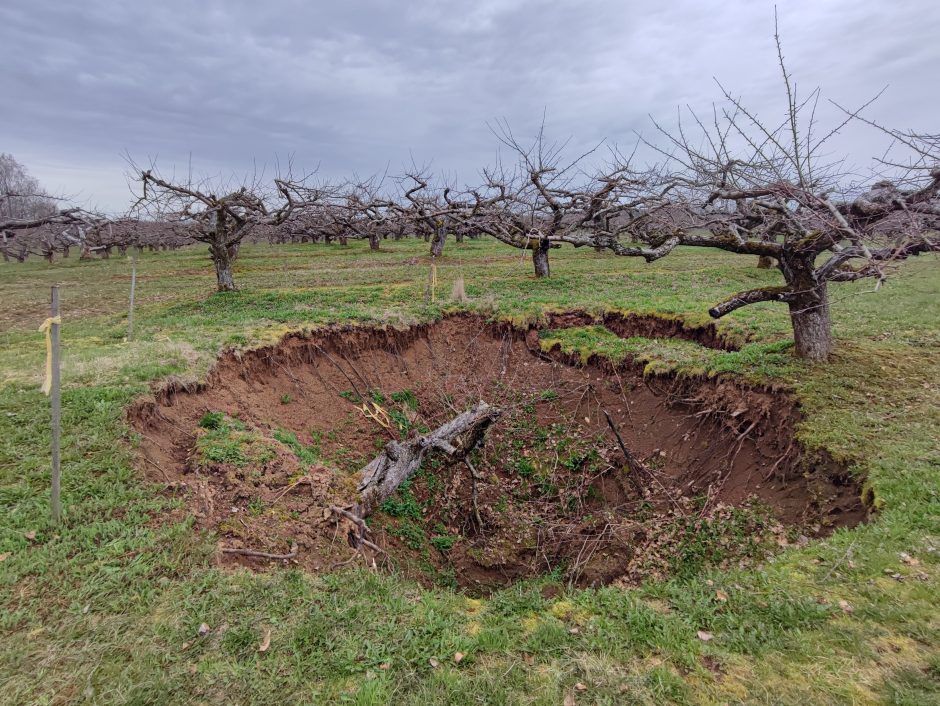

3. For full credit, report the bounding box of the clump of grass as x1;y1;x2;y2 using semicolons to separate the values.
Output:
198;410;226;429
272;428;320;466
194;414;273;469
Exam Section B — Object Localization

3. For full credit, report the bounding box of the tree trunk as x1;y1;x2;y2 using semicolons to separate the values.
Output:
210;242;238;292
788;286;832;361
781;252;832;361
757;255;773;269
430;231;445;258
369;233;381;251
532;238;550;278
455;230;464;243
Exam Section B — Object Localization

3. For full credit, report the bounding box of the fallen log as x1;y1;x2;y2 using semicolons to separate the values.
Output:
327;400;501;553
355;400;501;517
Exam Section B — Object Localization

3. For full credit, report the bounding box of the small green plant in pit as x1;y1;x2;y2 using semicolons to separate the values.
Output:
430;533;458;553
390;389;418;410
272;428;320;466
389;519;426;550
387;408;412;436
194;414;273;469
662;499;779;579
512;456;536;477
198;410;226;430
338;389;361;404
280;393;292;405
380;478;422;520
247;496;265;517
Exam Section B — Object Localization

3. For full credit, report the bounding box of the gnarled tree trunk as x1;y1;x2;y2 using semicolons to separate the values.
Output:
532;238;550;278
430;230;446;257
781;252;832;361
209;241;239;292
788;284;832;361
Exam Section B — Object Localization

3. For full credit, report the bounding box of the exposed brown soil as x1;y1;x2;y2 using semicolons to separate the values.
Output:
128;314;866;592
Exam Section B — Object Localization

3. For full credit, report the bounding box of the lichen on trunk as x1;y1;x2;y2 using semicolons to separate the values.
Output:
532;238;551;278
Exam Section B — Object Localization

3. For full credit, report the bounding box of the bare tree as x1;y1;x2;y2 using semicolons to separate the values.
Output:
0;154;57;224
591;23;939;361
466;122;676;277
130;162;330;291
398;172;460;258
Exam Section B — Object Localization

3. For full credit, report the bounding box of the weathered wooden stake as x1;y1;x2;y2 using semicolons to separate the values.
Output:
50;286;62;523
127;247;138;341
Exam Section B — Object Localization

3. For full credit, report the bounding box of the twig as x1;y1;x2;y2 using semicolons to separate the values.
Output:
270;476;312;505
464;458;484;529
221;542;299;560
603;410;646;495
141;454;172;483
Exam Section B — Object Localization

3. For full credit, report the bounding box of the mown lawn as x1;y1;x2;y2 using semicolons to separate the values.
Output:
0;238;938;705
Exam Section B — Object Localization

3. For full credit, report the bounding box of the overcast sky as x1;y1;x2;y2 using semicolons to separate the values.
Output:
1;0;937;213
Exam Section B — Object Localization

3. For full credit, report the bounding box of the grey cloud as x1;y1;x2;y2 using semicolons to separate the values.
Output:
1;0;936;211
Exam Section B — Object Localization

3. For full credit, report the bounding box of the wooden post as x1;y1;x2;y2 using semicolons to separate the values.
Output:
50;286;62;523
127;247;138;341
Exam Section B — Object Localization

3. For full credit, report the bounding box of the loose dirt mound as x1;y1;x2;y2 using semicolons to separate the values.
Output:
129;314;866;592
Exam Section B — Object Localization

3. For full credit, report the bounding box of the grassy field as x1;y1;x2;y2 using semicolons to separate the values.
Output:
0;238;938;705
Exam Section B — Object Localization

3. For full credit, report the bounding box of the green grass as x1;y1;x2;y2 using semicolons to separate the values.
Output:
0;238;938;704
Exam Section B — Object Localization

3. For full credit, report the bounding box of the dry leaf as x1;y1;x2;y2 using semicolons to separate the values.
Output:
198;622;211;636
838;600;854;614
900;552;920;566
453;651;465;664
379;662;390;670
568;627;580;634
715;590;728;602
429;657;440;669
697;630;714;642
0;553;9;562
563;695;576;706
574;682;588;692
258;628;272;653
81;604;90;615
180;641;191;651
24;531;36;541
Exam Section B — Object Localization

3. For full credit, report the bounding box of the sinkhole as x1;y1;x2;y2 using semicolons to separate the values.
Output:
129;313;866;593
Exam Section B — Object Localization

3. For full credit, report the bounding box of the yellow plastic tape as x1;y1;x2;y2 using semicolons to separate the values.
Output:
38;316;61;395
430;263;438;303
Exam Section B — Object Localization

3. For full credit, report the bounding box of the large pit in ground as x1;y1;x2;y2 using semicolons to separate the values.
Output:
130;313;867;592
